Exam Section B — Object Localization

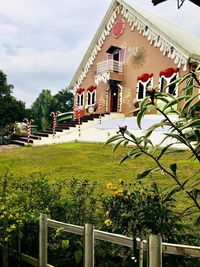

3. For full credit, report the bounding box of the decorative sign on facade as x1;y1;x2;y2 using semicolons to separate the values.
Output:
112;18;125;38
126;46;147;68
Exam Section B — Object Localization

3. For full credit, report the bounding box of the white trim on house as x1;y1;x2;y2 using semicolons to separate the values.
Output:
69;0;200;92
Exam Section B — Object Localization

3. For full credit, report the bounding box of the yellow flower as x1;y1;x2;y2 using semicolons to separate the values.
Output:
104;219;112;227
115;189;123;196
140;189;147;198
106;182;113;190
118;179;124;185
123;196;129;201
105;211;110;216
127;191;131;196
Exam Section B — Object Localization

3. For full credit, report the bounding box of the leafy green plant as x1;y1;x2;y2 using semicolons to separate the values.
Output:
106;65;200;224
102;180;184;242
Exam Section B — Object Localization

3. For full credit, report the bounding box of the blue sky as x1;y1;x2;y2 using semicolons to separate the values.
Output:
0;0;199;107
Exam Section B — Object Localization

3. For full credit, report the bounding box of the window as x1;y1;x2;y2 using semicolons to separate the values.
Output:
77;93;84;107
87;85;96;106
87;90;96;105
136;73;153;100
76;87;84;107
159;68;178;96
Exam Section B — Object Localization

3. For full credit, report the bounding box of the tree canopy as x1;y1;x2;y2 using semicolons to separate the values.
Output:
31;88;73;130
0;71;26;129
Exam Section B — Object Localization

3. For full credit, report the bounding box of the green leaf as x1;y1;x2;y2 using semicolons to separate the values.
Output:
105;135;123;145
140;97;149;109
163;96;185;111
137;107;147;129
195;216;200;226
164;133;188;145
155;96;169;104
185;77;194;96
123;140;129;147
120;149;140;164
182;205;196;215
124;131;139;144
157;143;174;161
196;65;200;71
178;72;192;87
120;154;130;164
113;139;126;153
170;163;177;175
180;118;200;130
137;168;155;179
189;188;200;200
74;249;83;264
130;152;143;159
162;186;181;203
145;120;166;138
180;93;200;114
188;179;200;190
163;77;182;92
61;239;69;250
181;178;190;189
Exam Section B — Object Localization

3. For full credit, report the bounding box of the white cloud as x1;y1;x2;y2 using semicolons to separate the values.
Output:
0;0;199;107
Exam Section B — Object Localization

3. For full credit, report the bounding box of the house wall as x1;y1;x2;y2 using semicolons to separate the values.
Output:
77;14;188;115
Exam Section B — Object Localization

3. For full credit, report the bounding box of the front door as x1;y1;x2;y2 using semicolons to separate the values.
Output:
110;80;118;112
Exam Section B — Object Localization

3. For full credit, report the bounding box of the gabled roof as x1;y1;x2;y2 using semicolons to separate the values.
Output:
69;0;200;89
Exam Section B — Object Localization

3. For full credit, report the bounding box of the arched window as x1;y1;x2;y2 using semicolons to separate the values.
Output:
136;73;153;100
159;68;179;96
76;88;84;107
87;85;96;106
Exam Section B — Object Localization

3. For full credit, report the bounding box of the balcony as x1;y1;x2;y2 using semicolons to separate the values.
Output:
95;60;123;84
96;60;123;75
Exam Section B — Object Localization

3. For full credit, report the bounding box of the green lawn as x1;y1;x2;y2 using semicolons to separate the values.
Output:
0;142;199;210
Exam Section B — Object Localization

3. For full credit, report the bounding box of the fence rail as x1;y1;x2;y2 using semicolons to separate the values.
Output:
3;214;200;267
47;217;200;258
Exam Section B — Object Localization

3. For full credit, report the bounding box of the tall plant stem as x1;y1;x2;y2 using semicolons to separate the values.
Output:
156;107;200;162
122;132;200;212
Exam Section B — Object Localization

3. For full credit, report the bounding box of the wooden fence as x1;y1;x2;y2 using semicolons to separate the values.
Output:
2;214;200;267
40;214;200;267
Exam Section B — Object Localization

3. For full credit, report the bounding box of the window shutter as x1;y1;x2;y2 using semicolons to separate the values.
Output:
119;48;126;63
107;54;113;60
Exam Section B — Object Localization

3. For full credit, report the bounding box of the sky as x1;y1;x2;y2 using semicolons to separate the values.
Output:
0;0;199;108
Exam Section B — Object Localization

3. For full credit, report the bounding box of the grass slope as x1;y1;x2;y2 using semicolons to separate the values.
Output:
0;142;199;196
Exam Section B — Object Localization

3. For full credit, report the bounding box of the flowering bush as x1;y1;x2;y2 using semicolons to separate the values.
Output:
102;180;184;243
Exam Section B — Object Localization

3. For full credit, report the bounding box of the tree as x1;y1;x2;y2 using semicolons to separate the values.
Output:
31;88;74;130
0;70;26;129
31;89;55;130
54;89;73;113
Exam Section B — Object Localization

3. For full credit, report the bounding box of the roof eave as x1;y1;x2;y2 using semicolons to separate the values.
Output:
68;0;118;89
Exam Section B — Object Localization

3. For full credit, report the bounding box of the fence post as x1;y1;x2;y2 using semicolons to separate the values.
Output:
147;234;162;267
39;214;48;267
139;239;144;267
2;244;9;267
84;224;94;267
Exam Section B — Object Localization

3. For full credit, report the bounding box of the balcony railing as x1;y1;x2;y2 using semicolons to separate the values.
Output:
96;60;123;75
